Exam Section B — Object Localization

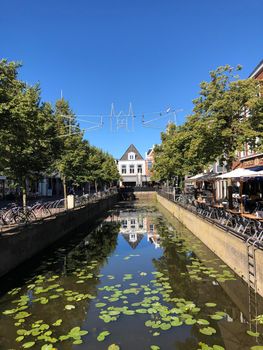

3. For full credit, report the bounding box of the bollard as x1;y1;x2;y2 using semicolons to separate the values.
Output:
67;195;75;209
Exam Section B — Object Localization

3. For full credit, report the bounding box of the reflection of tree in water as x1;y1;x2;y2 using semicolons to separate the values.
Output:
64;222;120;272
0;222;120;350
152;218;226;350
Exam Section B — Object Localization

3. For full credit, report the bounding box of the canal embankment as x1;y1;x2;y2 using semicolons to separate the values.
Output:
156;201;263;320
156;192;263;298
0;194;118;278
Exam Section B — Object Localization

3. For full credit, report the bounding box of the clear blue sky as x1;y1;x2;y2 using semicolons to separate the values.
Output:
1;0;262;158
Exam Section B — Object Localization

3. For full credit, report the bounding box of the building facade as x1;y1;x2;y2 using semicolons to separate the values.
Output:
234;59;263;169
118;144;147;186
145;146;155;182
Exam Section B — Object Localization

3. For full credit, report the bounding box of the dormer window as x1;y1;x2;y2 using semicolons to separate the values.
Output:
128;152;135;160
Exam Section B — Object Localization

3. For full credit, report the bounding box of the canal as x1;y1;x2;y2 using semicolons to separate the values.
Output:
0;203;262;350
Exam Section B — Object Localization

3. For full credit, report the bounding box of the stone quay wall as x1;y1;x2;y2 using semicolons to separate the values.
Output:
157;193;263;297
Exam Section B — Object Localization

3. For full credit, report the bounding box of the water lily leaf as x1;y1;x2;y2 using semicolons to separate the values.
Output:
108;345;120;350
14;312;31;319
250;346;263;350
160;323;171;330
213;346;225;350
136;309;147;314
122;309;135;316
52;319;62;326
3;308;17;315
16;336;24;342
41;345;53;350
96;303;106;308
17;329;28;335
65;304;75;310
205;303;217;308
197;319;210;325
151;346;160;350
247;330;260;337
73;339;83;344
97;330;110;341
22;342;35;348
210;314;224;320
185;318;196;325
153;332;160;336
199;327;216;336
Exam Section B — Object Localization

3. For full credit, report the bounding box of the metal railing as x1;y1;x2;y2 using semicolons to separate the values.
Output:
0;189;118;231
158;188;263;249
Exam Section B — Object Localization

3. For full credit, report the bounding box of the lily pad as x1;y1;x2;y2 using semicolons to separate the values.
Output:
52;319;62;326
247;330;260;337
22;342;36;349
65;304;75;310
199;327;216;336
97;330;110;341
205;303;217;308
108;345;120;350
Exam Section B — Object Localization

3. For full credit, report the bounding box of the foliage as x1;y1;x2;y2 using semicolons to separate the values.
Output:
153;65;263;180
0;59;119;203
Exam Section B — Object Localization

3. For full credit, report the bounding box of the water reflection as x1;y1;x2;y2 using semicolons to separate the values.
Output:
0;206;262;349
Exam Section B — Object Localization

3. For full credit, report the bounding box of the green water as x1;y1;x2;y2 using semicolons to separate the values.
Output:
0;204;262;350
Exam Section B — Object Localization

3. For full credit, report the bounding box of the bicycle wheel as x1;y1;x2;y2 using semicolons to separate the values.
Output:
2;209;16;225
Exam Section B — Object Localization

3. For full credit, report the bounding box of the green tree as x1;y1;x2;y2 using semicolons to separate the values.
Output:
191;65;263;169
54;98;88;205
153;65;263;183
101;153;120;186
0;59;57;206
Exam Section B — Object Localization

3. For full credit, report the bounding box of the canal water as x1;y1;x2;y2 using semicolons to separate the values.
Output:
0;204;263;350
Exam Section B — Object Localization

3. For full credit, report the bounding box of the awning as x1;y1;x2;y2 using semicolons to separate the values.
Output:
187;173;204;180
217;168;258;179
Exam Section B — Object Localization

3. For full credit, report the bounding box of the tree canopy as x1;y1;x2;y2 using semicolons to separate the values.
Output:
153;65;263;181
0;59;119;204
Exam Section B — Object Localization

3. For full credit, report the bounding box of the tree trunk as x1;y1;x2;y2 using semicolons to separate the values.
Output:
62;176;67;209
95;181;98;193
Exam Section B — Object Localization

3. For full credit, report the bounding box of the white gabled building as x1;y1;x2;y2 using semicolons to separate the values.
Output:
118;144;147;186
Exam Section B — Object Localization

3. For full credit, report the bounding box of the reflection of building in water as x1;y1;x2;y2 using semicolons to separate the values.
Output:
119;212;147;249
105;210;161;249
146;219;160;249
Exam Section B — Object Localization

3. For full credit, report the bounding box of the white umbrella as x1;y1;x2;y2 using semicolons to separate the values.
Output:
217;168;258;179
188;173;204;180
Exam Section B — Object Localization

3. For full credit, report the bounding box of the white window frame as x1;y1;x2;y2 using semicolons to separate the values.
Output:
121;165;126;174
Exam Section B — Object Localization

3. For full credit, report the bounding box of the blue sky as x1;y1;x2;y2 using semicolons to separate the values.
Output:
1;0;262;158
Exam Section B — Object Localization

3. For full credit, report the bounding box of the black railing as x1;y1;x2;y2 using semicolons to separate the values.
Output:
157;189;263;249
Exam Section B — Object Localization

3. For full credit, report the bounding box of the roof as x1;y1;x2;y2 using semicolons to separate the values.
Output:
249;59;263;78
120;144;144;161
121;233;144;249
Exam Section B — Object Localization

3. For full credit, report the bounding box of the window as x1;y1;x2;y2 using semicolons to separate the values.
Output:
137;165;142;173
128;152;135;160
121;165;126;174
148;161;153;169
130;165;135;174
131;219;136;228
150;224;154;232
